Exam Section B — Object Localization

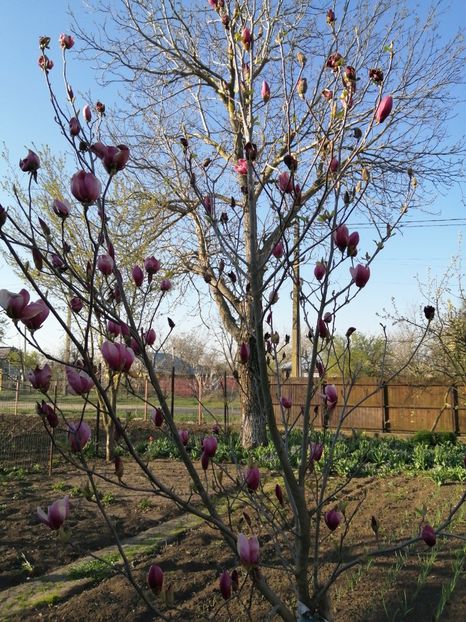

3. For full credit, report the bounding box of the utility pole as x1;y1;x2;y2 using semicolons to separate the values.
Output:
291;220;301;377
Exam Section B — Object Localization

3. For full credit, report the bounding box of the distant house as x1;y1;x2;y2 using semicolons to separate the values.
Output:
0;346;21;381
152;352;196;375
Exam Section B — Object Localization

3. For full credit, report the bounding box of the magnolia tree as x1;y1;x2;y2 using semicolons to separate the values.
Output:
74;0;465;447
0;1;465;620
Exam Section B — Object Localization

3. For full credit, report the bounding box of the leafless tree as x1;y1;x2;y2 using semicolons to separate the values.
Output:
73;0;465;445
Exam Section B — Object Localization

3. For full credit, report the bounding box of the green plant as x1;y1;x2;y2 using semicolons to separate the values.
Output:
433;547;465;621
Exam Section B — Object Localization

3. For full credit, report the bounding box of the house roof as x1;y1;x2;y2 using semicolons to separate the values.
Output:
152;352;196;375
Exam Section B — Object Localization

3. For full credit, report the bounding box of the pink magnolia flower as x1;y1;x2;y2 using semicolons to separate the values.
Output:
160;279;172;292
324;509;343;531
237;533;260;567
106;319;121;337
19;149;40;173
272;241;284;259
0;288;30;320
70;170;101;204
347;231;359;257
67;421;92;452
203;435;217;457
38;55;54;72
421;524;436;547
329;157;339;173
350;264;371;288
21;299;49;331
241;27;252;51
69;117;81;137
101;341;135;372
151;407;164;427
375;95;393;123
179;429;189;446
322;88;333;100
37;400;58;428
97;254;114;276
280;396;292;410
314;262;326;281
317;319;329;339
219;570;232;599
82;104;92;122
201;450;210;470
132;265;144;287
37;496;70;530
261;80;270;103
28;364;52;393
333;224;349;251
275;483;284;506
66;367;94;395
91;142;130;175
52;198;71;219
239;342;250;364
51;253;64;269
323;384;338;410
245;466;260;492
147;564;164;594
309;442;324;464
144;256;161;275
145;328;156;346
278;172;294;194
234;159;248;175
59;34;74;49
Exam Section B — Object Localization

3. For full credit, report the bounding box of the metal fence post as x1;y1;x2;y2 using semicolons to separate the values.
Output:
382;382;390;432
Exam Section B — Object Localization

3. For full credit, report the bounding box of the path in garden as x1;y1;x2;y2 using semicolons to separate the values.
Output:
0;508;206;620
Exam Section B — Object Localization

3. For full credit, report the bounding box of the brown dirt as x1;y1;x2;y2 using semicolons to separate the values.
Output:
0;420;465;621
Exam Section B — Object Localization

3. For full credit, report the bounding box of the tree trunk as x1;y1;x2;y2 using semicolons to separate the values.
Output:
237;344;268;447
103;414;115;462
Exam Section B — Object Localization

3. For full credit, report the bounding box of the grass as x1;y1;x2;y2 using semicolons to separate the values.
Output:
67;553;120;581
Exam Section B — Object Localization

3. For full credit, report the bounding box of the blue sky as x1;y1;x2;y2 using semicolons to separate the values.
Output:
0;0;465;355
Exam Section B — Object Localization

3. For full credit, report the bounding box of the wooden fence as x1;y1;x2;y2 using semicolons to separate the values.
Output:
270;377;466;434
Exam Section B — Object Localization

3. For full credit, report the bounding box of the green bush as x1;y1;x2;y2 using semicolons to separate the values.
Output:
413;430;457;446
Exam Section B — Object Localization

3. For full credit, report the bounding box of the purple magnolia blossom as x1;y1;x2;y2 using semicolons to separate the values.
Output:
19;149;40;173
101;341;135;372
245;466;260;491
37;496;70;530
70;170;101;204
132;265;144;287
324;509;343;531
28;364;52;393
67;421;92;452
66;368;94;395
237;533;260;567
421;524;436;547
91;142;130;175
202;435;217;457
375;95;393;123
350;264;371;288
0;288;30;320
219;570;232;599
147;564;164;594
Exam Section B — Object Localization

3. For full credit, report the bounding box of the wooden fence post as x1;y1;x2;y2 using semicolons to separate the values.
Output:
198;381;203;425
382;382;390;432
451;385;459;435
223;371;229;432
14;378;20;416
95;403;101;457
